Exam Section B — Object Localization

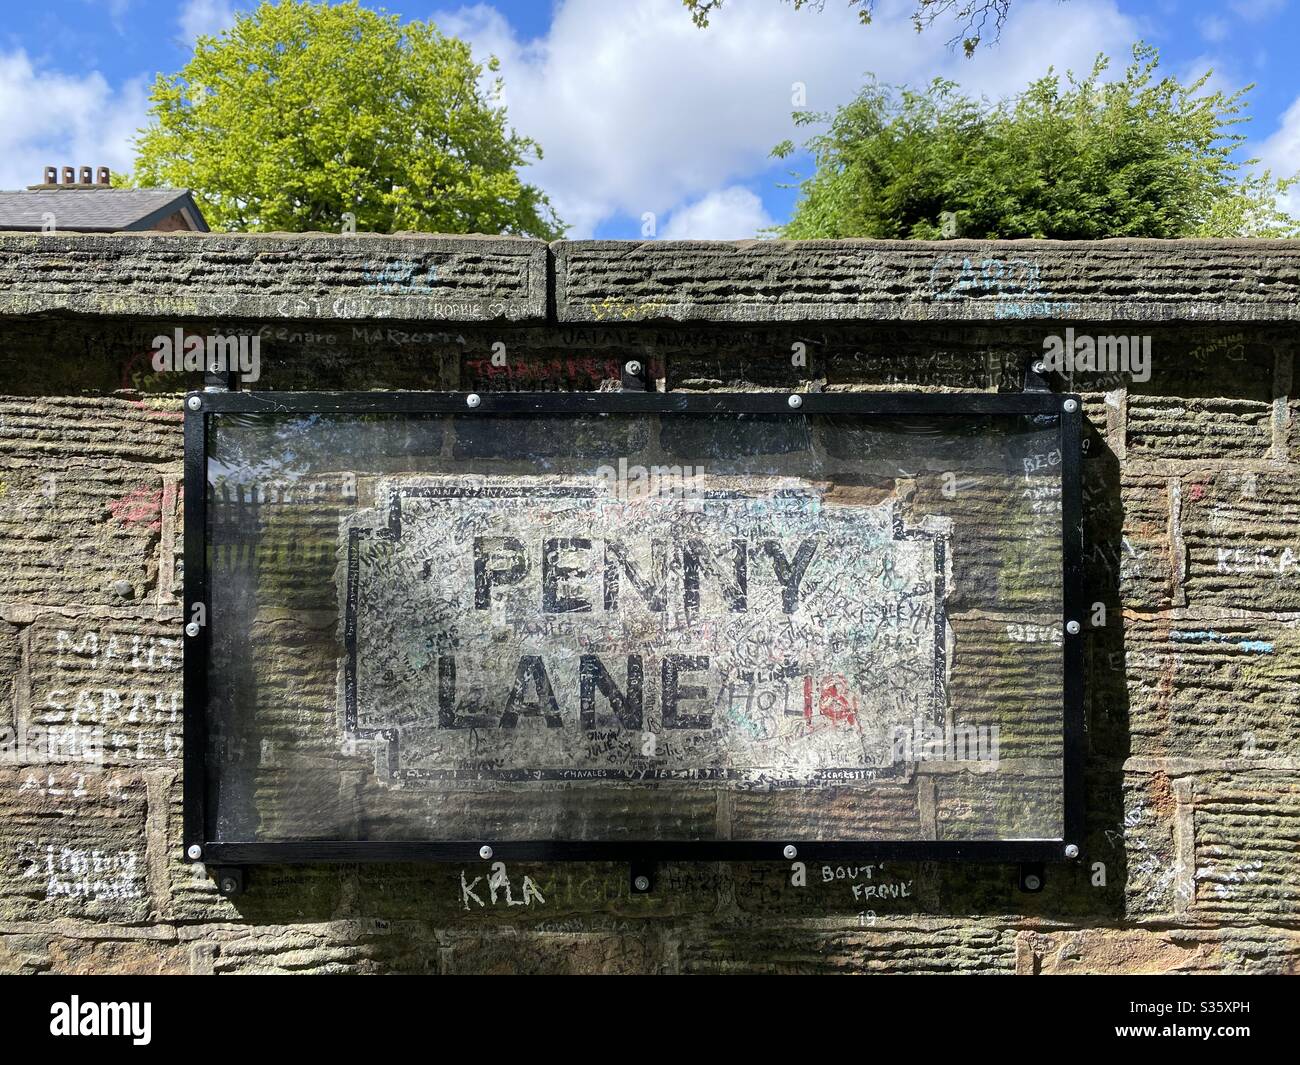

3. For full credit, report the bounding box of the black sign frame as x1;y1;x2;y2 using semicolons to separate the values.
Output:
183;390;1084;867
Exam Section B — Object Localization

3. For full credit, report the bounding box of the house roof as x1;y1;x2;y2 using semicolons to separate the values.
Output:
0;188;209;232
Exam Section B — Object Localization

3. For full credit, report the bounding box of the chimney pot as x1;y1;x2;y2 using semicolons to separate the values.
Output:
79;166;92;185
43;166;57;185
62;166;75;185
97;166;111;186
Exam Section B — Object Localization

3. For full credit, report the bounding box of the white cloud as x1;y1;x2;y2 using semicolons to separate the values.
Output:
1198;16;1230;42
1258;94;1300;215
435;0;1140;236
0;49;148;190
1229;0;1287;21
660;186;774;239
178;0;237;44
87;0;133;25
1176;54;1242;99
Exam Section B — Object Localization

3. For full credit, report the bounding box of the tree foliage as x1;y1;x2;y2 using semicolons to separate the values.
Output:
772;45;1299;240
683;0;1014;55
133;0;563;237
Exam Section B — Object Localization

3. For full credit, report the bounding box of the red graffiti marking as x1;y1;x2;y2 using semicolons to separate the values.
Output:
803;673;858;727
817;674;858;726
109;485;165;532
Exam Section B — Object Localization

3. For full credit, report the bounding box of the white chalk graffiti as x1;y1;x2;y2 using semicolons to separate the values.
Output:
459;862;546;910
18;843;144;903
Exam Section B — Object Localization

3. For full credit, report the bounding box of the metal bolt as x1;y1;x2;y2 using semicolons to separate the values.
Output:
186;845;202;861
633;875;650;892
479;845;493;860
1032;360;1046;374
1024;874;1042;891
220;877;238;895
1062;398;1078;413
783;844;798;860
466;393;481;408
186;395;202;411
1064;844;1080;859
624;360;643;377
185;621;201;637
787;395;803;409
1066;620;1081;635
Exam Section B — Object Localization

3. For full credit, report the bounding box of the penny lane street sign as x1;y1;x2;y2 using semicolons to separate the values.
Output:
344;478;947;787
184;392;1083;867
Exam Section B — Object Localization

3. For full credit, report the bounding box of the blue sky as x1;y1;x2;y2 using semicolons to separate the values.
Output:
2;0;1298;236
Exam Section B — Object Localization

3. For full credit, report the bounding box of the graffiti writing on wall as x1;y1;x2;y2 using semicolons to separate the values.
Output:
342;477;949;788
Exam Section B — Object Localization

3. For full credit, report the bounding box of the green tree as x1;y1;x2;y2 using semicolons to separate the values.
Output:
133;0;563;237
684;0;1017;55
773;45;1299;240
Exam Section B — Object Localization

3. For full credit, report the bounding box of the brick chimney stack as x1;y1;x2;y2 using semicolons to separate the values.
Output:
29;166;114;190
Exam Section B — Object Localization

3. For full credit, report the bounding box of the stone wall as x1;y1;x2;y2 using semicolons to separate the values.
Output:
0;233;1296;975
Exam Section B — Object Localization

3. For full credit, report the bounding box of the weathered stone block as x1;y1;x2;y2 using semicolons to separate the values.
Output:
0;467;162;607
1181;470;1300;610
819;326;1025;390
0;396;179;607
0;768;150;923
0;318;182;396
555;239;1300;323
729;783;928;841
463;330;634;391
0;932;189;975
1190;771;1300;923
1127;396;1272;462
0;619;18;725
677;922;1017;974
187;920;439;975
0;394;181;468
1117;769;1187;923
1057;326;1279;400
444;930;658;974
0;233;548;322
937;772;1063;840
26;616;182;765
1100;619;1300;760
1019;926;1300;975
1082;469;1178;611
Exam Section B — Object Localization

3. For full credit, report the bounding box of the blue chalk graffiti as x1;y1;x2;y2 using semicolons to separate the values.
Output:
364;258;439;294
1170;630;1274;654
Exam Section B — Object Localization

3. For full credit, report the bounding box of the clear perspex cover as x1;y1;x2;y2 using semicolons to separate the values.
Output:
204;409;1065;844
